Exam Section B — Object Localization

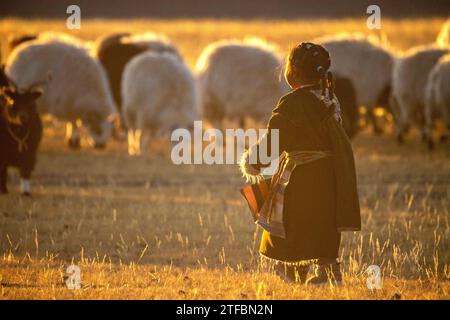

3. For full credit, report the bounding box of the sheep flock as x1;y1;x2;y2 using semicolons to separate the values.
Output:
3;19;450;155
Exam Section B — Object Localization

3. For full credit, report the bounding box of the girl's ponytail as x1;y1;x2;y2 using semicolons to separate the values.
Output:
318;66;335;100
327;70;334;99
317;66;326;96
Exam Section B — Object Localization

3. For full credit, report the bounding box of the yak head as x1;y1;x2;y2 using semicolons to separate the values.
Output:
0;86;42;125
0;65;48;126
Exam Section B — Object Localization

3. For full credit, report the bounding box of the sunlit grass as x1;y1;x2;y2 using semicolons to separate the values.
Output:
0;124;449;299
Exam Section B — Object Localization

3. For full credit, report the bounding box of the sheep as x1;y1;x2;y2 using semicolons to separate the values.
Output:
436;19;450;48
122;51;198;156
315;34;395;134
334;75;359;138
391;45;448;143
424;53;450;149
195;39;288;128
92;32;181;137
6;36;116;149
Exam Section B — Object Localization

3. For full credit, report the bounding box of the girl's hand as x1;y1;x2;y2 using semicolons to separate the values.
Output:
240;148;262;183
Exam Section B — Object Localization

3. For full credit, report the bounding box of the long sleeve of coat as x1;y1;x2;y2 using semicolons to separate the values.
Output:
251;99;296;170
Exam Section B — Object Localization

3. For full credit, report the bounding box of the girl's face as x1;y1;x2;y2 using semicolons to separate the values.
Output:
284;64;302;89
285;67;322;89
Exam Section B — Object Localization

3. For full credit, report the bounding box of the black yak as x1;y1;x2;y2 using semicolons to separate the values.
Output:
8;34;38;53
92;32;181;137
334;76;359;139
0;66;43;196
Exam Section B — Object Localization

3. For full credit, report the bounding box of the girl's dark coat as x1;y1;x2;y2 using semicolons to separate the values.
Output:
257;85;360;262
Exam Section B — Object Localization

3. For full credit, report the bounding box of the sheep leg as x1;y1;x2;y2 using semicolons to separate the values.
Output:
112;116;127;141
424;102;435;150
0;164;7;194
395;101;411;145
414;111;428;143
440;106;449;143
424;124;434;150
127;129;138;156
389;96;401;130
133;113;144;156
127;129;133;155
138;127;152;156
132;112;152;156
396;121;406;144
129;128;143;156
66;121;81;149
368;108;384;134
389;96;406;143
425;127;434;150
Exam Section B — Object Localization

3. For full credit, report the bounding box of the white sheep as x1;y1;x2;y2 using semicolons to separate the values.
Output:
424;53;450;149
6;36;116;149
195;38;288;128
391;45;448;143
122;51;198;156
92;32;181;138
314;34;395;133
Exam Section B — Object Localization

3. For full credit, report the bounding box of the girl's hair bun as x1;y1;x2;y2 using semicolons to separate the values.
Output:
288;42;330;82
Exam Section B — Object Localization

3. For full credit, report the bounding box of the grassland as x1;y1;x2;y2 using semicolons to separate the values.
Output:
0;18;449;299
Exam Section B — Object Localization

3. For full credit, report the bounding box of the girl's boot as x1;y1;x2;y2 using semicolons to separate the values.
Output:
307;260;342;287
275;263;309;284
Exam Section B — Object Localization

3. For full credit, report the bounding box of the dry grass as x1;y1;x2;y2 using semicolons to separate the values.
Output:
1;124;449;299
0;18;449;300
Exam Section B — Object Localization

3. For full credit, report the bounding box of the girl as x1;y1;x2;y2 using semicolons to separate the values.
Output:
240;42;361;285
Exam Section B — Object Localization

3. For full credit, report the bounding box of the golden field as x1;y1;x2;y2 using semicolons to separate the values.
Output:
0;18;449;300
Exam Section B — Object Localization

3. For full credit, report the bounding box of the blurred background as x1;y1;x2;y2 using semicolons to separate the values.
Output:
1;0;449;18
